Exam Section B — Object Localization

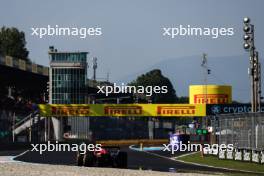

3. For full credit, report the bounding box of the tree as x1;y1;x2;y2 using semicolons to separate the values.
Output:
129;69;177;103
0;27;29;60
176;96;189;103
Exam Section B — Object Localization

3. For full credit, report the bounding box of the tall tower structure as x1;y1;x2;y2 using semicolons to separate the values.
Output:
48;46;89;140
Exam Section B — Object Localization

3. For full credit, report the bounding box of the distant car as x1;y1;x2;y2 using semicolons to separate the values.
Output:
169;133;190;146
77;145;127;168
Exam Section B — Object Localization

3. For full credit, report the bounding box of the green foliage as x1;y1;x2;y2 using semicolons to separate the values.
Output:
129;69;177;103
0;26;29;60
176;96;189;103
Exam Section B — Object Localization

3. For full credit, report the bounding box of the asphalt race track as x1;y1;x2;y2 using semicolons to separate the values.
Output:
13;146;243;174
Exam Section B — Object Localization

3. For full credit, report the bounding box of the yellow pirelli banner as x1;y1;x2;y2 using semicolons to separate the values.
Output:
189;85;232;104
38;104;206;117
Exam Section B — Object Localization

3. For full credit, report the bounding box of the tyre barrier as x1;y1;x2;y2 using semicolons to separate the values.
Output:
252;150;260;163
203;147;218;155
226;149;233;160
217;148;264;164
261;151;264;164
218;149;225;159
234;149;242;161
243;149;251;162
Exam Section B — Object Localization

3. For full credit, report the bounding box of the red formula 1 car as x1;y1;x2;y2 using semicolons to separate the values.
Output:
77;145;127;168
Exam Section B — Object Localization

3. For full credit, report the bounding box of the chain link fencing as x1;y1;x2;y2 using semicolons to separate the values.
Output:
213;112;264;150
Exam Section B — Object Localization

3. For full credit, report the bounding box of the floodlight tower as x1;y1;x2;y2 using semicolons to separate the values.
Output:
201;53;211;104
201;53;211;128
243;17;261;112
93;57;98;81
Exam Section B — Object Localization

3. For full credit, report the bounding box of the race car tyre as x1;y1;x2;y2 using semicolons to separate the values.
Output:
98;154;112;167
116;152;127;168
76;153;84;166
83;151;95;167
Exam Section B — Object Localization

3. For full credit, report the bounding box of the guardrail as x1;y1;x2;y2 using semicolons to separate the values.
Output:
97;139;168;146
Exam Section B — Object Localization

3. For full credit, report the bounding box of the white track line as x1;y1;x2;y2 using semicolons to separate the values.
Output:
0;150;29;163
12;150;30;159
129;145;264;175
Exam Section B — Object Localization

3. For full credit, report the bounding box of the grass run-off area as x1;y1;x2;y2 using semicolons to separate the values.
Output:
178;152;264;174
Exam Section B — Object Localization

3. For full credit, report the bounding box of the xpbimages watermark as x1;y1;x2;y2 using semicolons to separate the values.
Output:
31;141;102;154
97;83;168;96
31;25;102;39
163;25;234;39
163;142;233;154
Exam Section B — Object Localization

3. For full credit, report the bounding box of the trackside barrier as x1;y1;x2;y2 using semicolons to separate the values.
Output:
202;144;218;155
234;149;243;161
218;150;226;159
215;112;264;164
243;149;251;162
226;149;233;160
97;139;168;146
252;150;261;163
261;151;264;164
218;148;264;164
38;104;206;117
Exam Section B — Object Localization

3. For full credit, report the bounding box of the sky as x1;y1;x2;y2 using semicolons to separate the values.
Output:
0;0;264;101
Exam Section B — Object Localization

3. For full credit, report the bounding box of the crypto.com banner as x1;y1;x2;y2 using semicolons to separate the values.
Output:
38;104;206;117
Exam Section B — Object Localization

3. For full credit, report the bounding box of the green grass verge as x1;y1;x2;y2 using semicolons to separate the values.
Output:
178;152;264;174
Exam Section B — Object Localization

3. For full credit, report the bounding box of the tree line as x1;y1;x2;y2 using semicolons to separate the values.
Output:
0;26;29;61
